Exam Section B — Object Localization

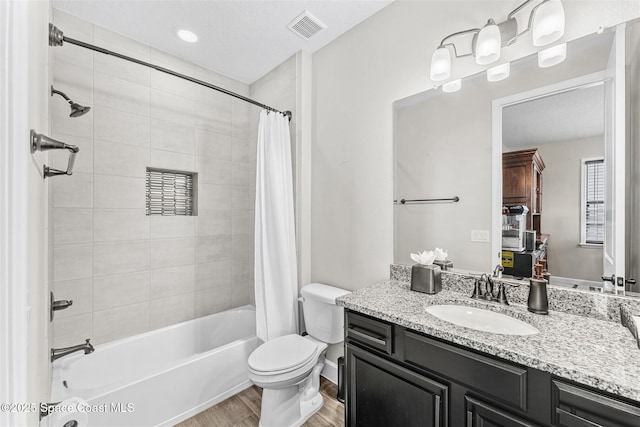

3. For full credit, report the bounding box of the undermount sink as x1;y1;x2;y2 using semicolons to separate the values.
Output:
425;304;539;336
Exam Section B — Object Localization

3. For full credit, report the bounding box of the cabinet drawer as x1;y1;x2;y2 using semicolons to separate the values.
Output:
552;380;640;427
465;395;539;427
346;311;393;355
402;330;528;411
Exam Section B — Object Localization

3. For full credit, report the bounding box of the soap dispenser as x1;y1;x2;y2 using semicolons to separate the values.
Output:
528;278;549;314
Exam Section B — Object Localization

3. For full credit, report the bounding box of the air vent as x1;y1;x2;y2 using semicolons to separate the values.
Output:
287;10;327;40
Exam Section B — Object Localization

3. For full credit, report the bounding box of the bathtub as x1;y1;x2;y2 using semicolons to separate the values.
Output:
50;305;258;427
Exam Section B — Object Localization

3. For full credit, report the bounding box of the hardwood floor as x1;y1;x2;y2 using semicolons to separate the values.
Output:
177;377;344;427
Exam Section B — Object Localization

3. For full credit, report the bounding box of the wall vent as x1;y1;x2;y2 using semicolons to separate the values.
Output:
287;10;327;40
146;168;197;216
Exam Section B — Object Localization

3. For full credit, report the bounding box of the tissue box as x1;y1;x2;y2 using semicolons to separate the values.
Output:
433;259;453;271
410;264;442;294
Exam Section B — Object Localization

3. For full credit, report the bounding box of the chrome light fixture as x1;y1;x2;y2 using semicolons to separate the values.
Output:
429;0;565;83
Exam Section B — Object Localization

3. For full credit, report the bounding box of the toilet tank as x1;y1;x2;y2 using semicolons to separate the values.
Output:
301;283;350;344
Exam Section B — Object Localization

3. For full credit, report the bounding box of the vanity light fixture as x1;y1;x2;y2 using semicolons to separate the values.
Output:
475;20;502;65
428;0;565;81
487;63;510;82
538;42;567;68
175;27;198;43
442;79;462;93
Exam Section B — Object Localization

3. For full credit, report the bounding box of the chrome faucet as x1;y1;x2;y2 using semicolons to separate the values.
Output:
493;264;504;278
51;338;94;362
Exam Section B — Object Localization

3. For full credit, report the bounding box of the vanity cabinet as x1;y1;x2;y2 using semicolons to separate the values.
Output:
344;309;640;427
502;148;545;236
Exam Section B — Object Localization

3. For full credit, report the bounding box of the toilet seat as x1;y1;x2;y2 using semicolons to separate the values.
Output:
248;334;319;375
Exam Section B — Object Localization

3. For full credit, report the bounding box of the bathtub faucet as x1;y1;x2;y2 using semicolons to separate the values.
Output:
51;338;94;362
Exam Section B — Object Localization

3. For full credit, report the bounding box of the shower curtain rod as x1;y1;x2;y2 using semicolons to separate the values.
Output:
48;24;293;121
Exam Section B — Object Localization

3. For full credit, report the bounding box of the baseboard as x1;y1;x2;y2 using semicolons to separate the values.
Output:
321;359;338;384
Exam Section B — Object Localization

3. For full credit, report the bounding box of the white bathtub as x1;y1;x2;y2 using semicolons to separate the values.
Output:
50;305;258;427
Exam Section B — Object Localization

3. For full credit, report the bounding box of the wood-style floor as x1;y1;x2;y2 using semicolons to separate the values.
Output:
177;377;344;427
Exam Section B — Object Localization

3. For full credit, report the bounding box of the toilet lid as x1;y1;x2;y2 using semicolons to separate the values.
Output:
248;334;318;373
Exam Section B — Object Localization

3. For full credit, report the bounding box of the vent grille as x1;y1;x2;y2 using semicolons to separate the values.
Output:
287;10;327;40
146;168;196;216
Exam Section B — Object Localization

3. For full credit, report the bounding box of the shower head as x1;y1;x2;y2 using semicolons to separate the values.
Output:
69;102;91;118
51;85;91;118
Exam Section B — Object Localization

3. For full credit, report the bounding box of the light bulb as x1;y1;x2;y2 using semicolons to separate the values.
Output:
175;28;198;43
442;79;462;93
487;63;510;82
538;43;567;68
532;0;565;46
430;47;451;82
475;23;501;65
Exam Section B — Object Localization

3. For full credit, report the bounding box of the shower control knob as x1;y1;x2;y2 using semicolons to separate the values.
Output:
50;291;74;322
52;299;73;311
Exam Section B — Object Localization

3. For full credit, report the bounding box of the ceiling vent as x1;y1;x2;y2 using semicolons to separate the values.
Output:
287;10;327;40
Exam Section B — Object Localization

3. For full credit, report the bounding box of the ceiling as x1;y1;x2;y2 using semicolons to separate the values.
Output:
502;83;605;149
52;0;393;84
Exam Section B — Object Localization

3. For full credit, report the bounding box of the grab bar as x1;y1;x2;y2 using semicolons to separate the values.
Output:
30;129;79;178
394;196;460;204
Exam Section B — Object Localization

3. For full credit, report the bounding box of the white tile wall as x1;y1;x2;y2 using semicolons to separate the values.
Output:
50;10;264;348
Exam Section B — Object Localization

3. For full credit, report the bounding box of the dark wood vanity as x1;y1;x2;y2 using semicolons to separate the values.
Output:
344;309;640;427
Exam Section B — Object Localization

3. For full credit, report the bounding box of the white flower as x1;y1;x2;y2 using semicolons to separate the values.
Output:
434;247;448;261
410;250;435;266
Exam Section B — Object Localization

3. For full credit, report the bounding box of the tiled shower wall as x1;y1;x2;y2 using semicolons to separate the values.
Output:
50;10;257;347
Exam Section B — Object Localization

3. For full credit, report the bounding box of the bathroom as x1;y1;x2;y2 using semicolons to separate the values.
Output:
2;0;640;426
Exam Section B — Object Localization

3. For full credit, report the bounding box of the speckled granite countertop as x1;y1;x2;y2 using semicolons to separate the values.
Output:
337;280;640;402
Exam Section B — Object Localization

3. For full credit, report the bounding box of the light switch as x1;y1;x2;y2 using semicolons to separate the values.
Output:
471;230;490;242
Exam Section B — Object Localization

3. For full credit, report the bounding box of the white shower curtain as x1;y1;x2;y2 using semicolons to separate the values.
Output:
254;109;298;342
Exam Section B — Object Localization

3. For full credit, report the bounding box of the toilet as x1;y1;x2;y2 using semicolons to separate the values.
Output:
247;283;350;427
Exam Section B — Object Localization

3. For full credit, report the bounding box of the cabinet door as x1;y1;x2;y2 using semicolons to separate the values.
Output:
552;380;640;427
503;165;529;204
346;343;448;427
465;396;539;427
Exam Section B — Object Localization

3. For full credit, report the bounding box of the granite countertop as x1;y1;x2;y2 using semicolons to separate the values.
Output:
337;280;640;402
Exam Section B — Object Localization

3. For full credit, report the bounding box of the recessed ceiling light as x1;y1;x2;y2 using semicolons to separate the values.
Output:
175;28;198;43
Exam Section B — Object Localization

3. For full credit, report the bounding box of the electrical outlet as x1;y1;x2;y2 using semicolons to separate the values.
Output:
471;230;490;242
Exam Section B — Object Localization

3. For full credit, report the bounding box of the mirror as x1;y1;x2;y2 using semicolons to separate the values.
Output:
394;18;640;295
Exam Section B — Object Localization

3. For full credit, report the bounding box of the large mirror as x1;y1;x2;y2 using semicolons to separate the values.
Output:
394;18;640;295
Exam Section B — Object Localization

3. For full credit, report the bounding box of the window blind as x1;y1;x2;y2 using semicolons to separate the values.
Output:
584;159;604;244
146;168;195;216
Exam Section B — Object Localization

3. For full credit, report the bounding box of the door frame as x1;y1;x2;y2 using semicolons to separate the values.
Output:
0;1;33;426
491;70;609;272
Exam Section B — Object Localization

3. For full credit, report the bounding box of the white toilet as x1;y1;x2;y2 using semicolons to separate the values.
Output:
248;283;350;427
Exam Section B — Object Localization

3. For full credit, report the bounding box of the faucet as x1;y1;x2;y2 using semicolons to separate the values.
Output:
493;264;504;278
470;273;513;305
51;338;94;362
484;274;496;300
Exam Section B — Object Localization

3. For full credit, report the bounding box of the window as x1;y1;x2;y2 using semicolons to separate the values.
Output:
581;158;604;245
146;168;197;216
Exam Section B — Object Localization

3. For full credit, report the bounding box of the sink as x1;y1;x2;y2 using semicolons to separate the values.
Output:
425;304;539;336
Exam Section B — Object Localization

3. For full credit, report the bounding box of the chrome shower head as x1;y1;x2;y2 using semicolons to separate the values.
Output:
51;85;91;118
69;102;91;118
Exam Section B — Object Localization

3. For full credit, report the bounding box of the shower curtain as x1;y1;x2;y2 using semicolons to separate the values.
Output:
254;110;298;342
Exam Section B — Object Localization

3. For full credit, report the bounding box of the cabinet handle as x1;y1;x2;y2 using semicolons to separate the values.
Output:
348;327;387;347
556;408;601;427
434;395;441;426
466;410;474;427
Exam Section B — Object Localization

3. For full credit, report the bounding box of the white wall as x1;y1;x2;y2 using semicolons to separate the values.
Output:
50;10;255;347
311;0;640;292
533;137;604;281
